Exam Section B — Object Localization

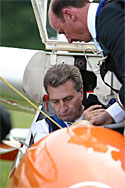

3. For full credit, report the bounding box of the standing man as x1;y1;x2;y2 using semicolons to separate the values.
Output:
48;0;125;125
31;64;104;143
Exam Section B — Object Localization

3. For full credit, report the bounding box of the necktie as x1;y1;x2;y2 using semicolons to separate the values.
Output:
67;121;75;126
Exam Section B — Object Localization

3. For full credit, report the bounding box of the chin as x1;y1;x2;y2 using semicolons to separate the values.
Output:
60;116;73;122
60;117;70;122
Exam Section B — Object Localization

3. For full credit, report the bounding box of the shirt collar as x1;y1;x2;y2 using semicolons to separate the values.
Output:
87;3;99;39
64;113;83;126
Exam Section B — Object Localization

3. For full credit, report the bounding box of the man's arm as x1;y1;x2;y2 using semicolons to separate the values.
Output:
83;105;114;125
96;1;125;123
83;104;125;126
106;102;125;123
97;1;124;103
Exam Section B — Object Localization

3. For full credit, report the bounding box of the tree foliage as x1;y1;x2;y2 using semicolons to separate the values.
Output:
1;0;44;50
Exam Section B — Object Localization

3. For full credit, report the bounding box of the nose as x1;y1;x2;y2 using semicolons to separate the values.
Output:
59;101;68;113
66;36;72;43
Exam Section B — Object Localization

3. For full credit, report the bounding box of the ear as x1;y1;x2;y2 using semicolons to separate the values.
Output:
62;8;76;22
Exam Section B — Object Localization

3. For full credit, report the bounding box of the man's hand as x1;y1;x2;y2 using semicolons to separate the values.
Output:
83;105;114;125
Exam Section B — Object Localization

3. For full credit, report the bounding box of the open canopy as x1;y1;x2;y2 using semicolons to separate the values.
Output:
31;0;96;52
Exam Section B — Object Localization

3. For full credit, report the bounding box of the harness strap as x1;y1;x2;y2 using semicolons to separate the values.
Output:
45;115;67;133
100;63;119;93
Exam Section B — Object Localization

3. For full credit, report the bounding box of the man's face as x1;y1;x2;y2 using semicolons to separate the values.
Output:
49;7;92;43
48;80;83;122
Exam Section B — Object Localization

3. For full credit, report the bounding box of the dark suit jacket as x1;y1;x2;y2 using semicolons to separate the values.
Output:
96;1;125;107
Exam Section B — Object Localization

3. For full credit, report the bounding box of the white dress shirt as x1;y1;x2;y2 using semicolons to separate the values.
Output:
31;114;83;143
87;3;125;123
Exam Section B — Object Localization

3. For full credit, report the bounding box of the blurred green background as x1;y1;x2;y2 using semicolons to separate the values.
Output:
0;0;43;187
0;110;34;188
0;0;44;50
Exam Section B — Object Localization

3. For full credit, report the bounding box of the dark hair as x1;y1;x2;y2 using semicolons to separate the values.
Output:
51;0;90;20
44;63;83;94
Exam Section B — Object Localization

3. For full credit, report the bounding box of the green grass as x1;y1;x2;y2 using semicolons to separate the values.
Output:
0;109;34;188
0;161;13;188
8;109;35;129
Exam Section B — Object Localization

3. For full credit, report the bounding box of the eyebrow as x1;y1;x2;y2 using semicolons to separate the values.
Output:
51;95;73;101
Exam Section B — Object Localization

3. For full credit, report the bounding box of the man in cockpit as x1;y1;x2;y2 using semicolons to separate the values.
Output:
31;64;106;143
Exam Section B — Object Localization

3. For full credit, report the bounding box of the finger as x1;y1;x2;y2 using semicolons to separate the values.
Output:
91;110;105;117
93;109;105;113
84;105;103;112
